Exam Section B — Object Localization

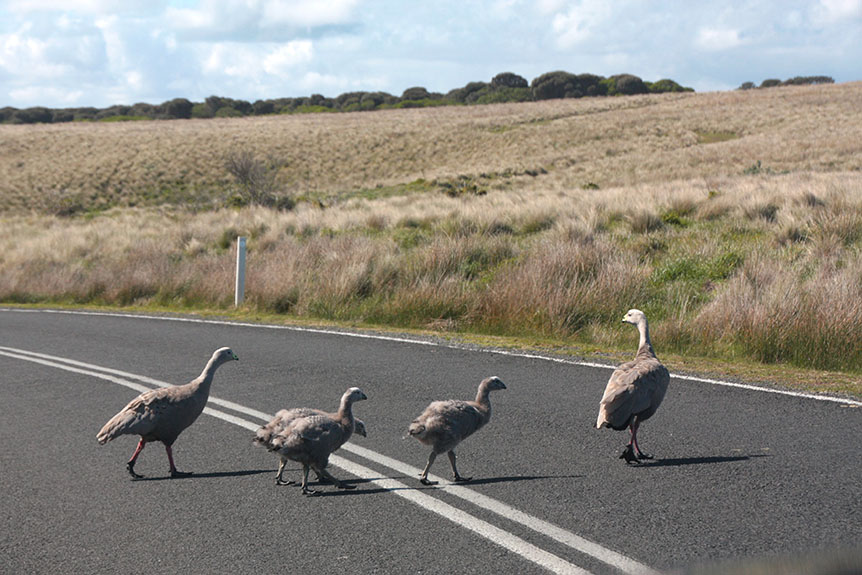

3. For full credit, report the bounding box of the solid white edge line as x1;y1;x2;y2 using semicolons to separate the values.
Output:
0;348;590;575
2;308;859;407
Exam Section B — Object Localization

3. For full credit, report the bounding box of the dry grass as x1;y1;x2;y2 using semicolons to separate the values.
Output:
1;83;861;392
1;83;860;212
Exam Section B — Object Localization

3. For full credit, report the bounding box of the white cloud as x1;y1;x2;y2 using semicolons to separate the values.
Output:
165;6;217;30
5;0;159;16
263;40;313;75
261;0;359;27
549;1;612;49
817;0;862;21
537;0;566;16
0;29;71;77
299;70;346;92
203;43;257;78
95;15;126;71
200;40;314;82
10;85;84;105
695;27;744;52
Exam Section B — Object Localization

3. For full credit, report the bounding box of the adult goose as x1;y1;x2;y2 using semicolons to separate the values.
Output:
97;347;239;478
596;309;669;463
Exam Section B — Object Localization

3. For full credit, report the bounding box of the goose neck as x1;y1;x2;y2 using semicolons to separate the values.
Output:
637;318;656;357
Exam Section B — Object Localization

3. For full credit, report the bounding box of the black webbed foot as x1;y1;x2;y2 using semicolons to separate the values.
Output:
619;445;640;464
452;475;472;483
127;462;144;479
170;469;193;478
276;479;295;486
419;477;438;486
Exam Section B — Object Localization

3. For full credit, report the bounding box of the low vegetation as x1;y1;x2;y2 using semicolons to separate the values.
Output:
0;70;691;125
1;82;860;394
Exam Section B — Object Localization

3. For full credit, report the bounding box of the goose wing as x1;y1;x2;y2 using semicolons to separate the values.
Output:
96;387;176;443
597;359;666;429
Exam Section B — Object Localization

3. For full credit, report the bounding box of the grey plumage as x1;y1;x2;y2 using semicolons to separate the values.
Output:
408;376;506;485
96;347;239;478
254;408;366;447
596;309;669;463
255;387;367;495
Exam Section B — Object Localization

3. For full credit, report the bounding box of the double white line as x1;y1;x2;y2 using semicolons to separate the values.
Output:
0;345;658;575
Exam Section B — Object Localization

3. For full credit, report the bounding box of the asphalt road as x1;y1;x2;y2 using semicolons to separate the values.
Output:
1;308;860;574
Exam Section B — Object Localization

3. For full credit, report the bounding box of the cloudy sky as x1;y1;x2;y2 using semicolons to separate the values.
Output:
1;0;860;109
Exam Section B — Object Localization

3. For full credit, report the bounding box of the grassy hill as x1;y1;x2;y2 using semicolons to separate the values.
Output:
1;83;860;395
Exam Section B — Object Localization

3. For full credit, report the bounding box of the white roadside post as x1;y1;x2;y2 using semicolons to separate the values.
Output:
235;236;246;307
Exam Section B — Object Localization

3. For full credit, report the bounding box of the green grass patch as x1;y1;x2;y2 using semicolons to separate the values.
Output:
98;115;151;122
696;130;739;144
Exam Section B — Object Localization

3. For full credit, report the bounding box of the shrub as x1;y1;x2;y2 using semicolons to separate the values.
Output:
574;73;607;97
191;103;213;118
446;82;489;104
96;105;131;120
532;71;608;100
11;107;54;124
475;87;533;105
531;71;579;100
608;74;648;96
491;72;528;89
162;98;193;119
129;102;156;118
224;149;282;206
783;76;834;86
252;100;276;115
648;79;694;93
215;107;242;118
360;91;397;108
51;110;74;123
760;79;782;88
335;91;365;109
402;86;431;101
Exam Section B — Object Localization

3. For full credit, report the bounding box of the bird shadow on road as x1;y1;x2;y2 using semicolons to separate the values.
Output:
133;469;273;481
306;476;440;497
456;474;583;486
310;474;583;496
636;454;769;468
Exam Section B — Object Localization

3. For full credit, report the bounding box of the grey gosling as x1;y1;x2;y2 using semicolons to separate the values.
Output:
97;347;239;478
596;309;670;463
256;387;367;495
408;376;506;485
255;413;366;483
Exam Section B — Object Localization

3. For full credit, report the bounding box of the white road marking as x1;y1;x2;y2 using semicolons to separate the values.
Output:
342;443;658;575
0;346;658;575
3;307;860;407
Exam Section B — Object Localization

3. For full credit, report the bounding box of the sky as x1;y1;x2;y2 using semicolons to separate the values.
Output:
1;0;860;109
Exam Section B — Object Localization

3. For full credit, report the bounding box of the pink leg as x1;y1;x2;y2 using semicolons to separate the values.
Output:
631;419;653;460
126;439;146;478
128;438;146;464
165;445;192;478
619;421;642;464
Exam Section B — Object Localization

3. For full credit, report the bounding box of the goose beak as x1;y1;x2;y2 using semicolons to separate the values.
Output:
232;352;239;361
